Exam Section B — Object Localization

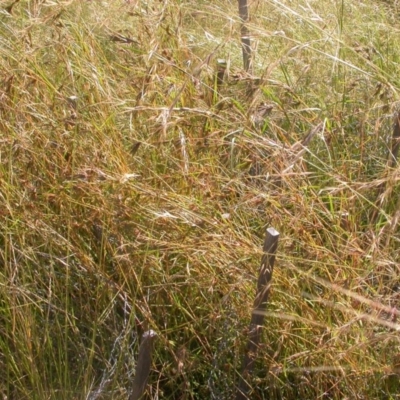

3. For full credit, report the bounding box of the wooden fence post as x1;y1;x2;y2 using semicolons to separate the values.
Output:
389;109;400;168
236;227;280;400
129;330;158;400
238;0;252;72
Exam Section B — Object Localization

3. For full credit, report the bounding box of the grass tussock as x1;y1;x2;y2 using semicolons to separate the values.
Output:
1;0;400;398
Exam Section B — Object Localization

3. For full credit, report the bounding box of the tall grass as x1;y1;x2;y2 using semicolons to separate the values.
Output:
1;0;400;398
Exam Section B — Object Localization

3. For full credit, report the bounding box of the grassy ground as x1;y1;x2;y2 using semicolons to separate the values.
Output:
1;0;400;398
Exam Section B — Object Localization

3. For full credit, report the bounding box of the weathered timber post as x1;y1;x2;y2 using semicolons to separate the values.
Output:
129;330;158;400
238;0;252;72
216;59;227;87
236;227;280;400
389;109;400;168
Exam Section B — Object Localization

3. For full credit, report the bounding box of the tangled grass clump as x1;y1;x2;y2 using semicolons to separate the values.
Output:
1;0;400;398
